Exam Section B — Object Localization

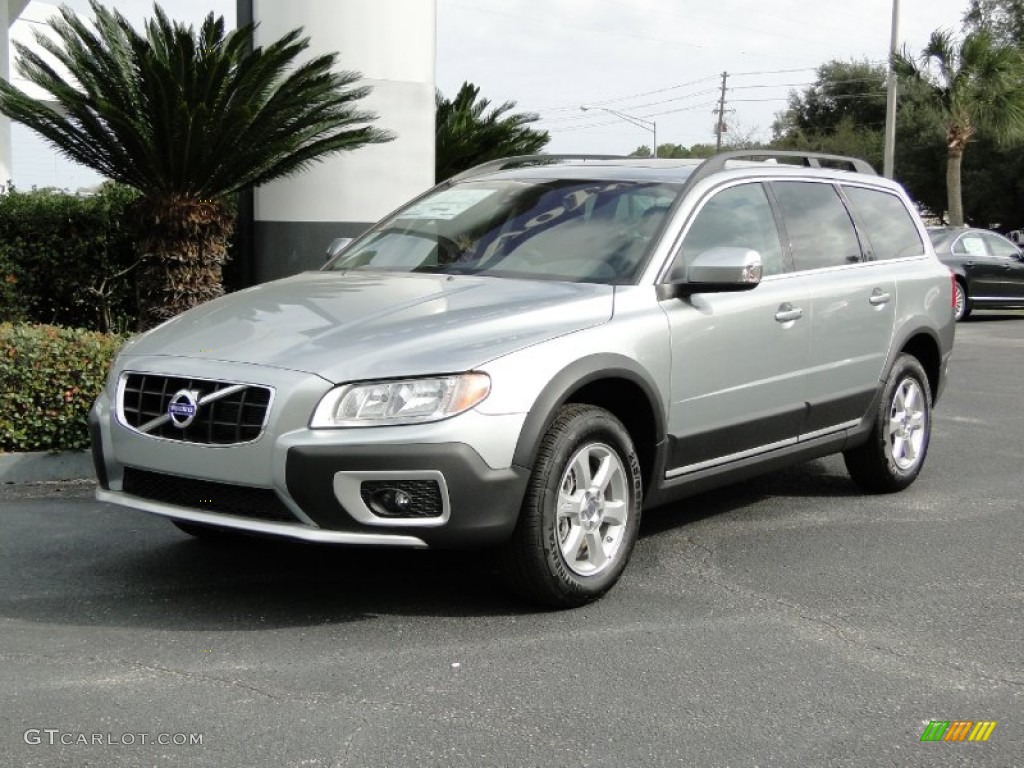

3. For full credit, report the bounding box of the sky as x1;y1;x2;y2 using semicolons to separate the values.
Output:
8;0;974;190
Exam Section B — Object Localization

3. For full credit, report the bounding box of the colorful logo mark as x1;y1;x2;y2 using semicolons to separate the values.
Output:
920;720;997;742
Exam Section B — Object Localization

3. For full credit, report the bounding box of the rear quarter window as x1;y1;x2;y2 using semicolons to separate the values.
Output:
843;185;925;261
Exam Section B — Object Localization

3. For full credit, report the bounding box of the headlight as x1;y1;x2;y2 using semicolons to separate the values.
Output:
310;373;491;427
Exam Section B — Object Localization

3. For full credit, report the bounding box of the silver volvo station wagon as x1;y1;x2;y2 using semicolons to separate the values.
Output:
90;151;956;607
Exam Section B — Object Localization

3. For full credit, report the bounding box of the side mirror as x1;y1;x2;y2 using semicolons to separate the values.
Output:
325;237;353;262
660;247;763;298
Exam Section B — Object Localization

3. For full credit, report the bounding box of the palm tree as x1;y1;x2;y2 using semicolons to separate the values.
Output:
0;1;391;329
893;30;1024;226
436;82;549;182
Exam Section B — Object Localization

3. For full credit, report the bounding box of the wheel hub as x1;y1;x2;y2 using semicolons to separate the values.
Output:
580;490;604;532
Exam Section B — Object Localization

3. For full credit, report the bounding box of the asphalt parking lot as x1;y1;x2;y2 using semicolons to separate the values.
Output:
1;315;1021;768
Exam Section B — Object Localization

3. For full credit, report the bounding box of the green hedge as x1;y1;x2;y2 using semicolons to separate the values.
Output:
0;183;139;333
0;322;123;452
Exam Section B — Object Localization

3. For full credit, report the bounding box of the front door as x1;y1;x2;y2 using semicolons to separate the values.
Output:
660;181;810;475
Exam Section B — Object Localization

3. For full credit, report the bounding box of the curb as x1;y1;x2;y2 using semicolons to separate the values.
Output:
0;450;94;484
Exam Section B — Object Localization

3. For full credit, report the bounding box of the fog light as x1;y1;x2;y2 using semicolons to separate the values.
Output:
368;487;413;517
360;480;443;518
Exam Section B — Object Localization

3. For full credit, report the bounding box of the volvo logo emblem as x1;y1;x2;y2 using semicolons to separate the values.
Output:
167;389;200;428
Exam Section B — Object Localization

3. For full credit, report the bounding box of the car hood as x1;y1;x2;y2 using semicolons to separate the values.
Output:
119;271;614;382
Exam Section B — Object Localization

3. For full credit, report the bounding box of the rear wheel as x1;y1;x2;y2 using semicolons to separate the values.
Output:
498;404;642;608
953;279;971;321
844;354;932;493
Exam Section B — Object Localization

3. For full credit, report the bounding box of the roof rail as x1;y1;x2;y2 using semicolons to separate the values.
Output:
446;154;627;183
684;150;877;191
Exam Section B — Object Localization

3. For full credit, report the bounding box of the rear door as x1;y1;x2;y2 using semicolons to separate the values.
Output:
769;181;901;437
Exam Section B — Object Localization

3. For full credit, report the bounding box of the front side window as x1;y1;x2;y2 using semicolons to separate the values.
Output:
772;181;862;271
326;179;683;284
981;232;1021;259
842;186;924;261
672;182;785;280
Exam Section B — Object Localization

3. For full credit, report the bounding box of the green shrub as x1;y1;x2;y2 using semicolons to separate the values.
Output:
0;183;139;332
0;322;123;452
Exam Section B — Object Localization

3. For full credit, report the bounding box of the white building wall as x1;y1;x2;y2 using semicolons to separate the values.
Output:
250;0;436;281
1;0;13;186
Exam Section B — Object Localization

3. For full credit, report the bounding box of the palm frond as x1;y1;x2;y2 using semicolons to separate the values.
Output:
435;81;549;182
0;0;391;200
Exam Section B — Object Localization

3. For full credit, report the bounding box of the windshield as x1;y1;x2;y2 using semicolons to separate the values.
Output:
326;178;682;284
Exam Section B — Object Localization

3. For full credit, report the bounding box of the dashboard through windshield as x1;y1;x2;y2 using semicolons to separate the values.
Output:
326;178;682;284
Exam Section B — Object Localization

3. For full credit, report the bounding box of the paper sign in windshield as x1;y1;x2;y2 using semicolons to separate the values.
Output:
399;189;494;220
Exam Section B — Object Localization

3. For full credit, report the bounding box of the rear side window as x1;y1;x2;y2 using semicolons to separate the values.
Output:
843;186;924;260
953;234;987;256
772;181;862;271
675;182;785;278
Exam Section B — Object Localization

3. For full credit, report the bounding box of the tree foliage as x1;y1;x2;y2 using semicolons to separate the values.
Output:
0;183;141;333
629;142;719;159
964;0;1024;45
893;30;1024;225
775;60;889;139
436;82;550;182
0;1;391;329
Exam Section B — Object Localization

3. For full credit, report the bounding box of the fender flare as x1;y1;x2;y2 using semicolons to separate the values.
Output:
510;353;667;469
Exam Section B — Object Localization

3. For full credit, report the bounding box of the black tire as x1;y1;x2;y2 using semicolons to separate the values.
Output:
497;404;642;608
844;354;932;493
171;520;244;541
953;279;971;321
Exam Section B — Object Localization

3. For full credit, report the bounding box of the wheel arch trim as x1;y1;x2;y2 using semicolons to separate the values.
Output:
511;354;667;470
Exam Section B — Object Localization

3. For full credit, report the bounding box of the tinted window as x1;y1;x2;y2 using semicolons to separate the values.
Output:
981;232;1021;259
772;181;862;271
843;186;924;260
675;183;785;279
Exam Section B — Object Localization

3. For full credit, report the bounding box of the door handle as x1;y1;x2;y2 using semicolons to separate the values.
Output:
774;304;803;323
869;289;892;306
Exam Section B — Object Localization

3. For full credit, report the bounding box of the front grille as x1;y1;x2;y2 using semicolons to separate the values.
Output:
119;373;272;444
360;479;444;518
122;467;296;522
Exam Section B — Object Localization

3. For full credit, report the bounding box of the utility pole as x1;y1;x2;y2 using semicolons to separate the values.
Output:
883;0;900;178
715;71;728;151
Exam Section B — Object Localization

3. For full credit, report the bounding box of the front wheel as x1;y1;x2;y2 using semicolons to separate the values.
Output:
844;354;932;493
498;404;642;608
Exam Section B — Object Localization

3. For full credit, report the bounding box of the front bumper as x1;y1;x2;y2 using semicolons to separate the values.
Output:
91;358;531;548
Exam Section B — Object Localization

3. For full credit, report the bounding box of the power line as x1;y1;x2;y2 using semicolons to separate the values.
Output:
532;76;720;114
548;101;719;133
536;88;720;125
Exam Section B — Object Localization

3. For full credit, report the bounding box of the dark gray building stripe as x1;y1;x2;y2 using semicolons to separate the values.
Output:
252;220;373;284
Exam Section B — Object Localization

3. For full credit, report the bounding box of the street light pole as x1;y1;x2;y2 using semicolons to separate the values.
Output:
580;105;657;158
883;0;900;178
